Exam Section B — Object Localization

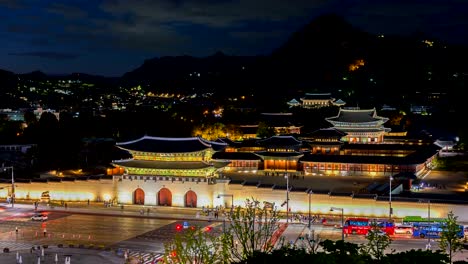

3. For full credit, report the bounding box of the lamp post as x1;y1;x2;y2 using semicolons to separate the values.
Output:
2;165;14;208
389;175;393;219
217;194;234;234
419;199;431;246
307;190;313;229
284;173;290;223
330;207;344;240
217;194;234;213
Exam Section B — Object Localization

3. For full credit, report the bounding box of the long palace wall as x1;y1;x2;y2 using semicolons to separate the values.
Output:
0;179;115;202
1;178;466;221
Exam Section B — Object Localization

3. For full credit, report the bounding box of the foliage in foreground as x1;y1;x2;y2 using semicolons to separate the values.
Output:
233;243;456;264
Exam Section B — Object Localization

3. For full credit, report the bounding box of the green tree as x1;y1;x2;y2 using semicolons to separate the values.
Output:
256;122;275;138
439;211;466;263
297;230;322;254
192;122;228;140
224;198;281;262
319;239;371;264
162;225;229;264
361;222;392;261
385;249;449;264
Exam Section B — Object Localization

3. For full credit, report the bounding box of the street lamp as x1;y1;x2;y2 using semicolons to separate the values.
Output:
419;199;431;246
217;194;234;234
217;194;234;213
307;190;313;229
1;165;15;208
285;173;289;223
330;207;344;240
389;175;393;219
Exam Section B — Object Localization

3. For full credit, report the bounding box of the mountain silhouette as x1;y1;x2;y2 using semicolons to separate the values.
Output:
0;13;467;112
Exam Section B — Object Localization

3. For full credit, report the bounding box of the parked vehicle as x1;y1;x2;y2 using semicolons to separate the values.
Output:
412;222;464;239
394;225;413;235
31;214;48;221
343;217;395;235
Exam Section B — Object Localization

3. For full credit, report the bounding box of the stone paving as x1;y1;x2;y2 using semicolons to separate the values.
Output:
0;247;123;264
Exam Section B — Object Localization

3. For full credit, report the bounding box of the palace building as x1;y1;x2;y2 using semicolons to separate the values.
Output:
325;108;390;143
110;136;229;206
300;93;335;108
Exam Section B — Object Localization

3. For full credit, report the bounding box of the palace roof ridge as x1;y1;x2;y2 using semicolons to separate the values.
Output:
116;135;227;153
338;107;376;113
326;107;389;123
260;112;293;116
258;135;301;141
118;135;216;146
304;92;332;95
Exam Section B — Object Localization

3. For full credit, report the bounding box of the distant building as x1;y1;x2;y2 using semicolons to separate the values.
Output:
332;99;346;107
299;128;345;154
300;93;334;108
381;104;397;111
410;105;431;115
287;99;301;108
0;109;24;121
34;107;60;121
237;125;258;139
260;113;301;135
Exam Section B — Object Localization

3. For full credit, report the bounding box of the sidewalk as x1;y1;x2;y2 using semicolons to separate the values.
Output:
2;200;211;222
0;246;123;264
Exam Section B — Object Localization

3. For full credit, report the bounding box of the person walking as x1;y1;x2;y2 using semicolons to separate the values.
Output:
43;228;47;237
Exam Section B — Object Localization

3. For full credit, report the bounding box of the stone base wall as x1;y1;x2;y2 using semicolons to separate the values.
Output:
1;177;467;221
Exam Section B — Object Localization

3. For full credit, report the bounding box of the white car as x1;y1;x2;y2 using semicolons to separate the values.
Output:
395;225;413;235
31;214;48;221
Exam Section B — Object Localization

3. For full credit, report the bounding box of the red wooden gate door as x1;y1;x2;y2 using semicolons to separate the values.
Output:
185;190;197;207
134;188;145;205
158;188;172;206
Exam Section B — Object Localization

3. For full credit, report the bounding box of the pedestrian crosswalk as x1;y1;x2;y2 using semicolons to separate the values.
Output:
0;241;34;251
127;251;163;264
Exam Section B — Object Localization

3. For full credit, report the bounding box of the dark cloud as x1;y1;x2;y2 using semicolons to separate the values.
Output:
0;0;25;9
46;3;88;19
99;0;330;28
1;0;467;75
343;0;468;43
9;51;80;60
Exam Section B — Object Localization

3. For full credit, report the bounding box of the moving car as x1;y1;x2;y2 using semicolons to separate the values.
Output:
394;225;413;235
31;214;48;221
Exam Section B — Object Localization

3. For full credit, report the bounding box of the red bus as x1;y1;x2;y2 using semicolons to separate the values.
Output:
343;217;395;235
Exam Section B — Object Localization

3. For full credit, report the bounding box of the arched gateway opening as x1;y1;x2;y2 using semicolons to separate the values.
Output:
133;188;145;205
158;188;172;206
185;190;197;208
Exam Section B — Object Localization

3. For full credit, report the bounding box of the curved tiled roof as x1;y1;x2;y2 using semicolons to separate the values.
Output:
301;128;346;138
301;93;334;100
112;160;213;170
255;151;304;158
326;108;388;123
300;145;439;164
212;152;262;160
257;136;302;146
116;136;227;153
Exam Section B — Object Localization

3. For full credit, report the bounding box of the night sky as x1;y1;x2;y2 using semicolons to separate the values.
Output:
1;0;467;77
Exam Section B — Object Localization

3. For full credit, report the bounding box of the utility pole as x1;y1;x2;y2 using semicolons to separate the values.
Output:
2;165;14;208
389;175;393;219
308;190;312;229
285;174;289;223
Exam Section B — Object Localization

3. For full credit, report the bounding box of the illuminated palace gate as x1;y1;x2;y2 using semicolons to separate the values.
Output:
134;188;145;205
158;188;172;206
133;187;197;207
185;190;197;207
